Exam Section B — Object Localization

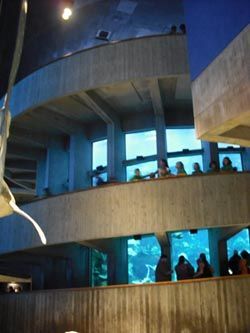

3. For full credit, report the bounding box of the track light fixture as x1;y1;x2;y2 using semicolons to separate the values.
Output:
62;0;74;20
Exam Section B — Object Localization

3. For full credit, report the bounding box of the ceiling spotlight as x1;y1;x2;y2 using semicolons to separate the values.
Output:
62;0;74;20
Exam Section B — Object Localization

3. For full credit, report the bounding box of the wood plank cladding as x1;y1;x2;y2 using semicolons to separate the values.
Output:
192;24;250;147
0;276;249;333
8;35;189;117
0;173;249;255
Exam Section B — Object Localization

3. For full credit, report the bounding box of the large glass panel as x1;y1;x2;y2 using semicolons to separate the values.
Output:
219;153;242;171
168;155;203;175
92;139;107;170
126;161;157;181
91;249;108;287
227;229;250;259
128;235;161;284
125;130;156;160
166;128;202;152
218;142;240;148
170;229;210;281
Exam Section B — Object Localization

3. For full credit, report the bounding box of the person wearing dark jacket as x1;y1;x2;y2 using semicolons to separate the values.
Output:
155;255;172;282
175;255;195;280
228;250;241;275
194;253;214;278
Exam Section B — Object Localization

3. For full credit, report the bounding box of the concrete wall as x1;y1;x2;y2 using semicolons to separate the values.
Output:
8;35;189;117
0;173;249;255
0;276;249;333
192;25;250;146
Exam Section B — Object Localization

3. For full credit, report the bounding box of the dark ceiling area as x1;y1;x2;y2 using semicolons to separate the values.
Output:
0;0;185;98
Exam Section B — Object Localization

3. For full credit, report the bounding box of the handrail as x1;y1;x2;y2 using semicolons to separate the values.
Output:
15;33;185;87
29;171;250;206
1;274;249;296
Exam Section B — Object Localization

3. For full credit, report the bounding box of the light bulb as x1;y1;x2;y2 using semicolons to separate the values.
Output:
62;7;72;20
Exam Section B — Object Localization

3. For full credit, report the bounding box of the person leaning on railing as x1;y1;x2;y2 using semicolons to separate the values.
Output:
175;161;187;176
192;162;203;175
221;156;237;172
157;158;172;178
207;160;220;173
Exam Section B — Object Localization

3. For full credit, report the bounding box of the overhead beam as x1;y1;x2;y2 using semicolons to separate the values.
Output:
150;79;167;160
5;159;37;173
78;91;119;124
150;79;165;116
4;175;35;193
6;143;46;160
12;172;36;181
78;91;125;180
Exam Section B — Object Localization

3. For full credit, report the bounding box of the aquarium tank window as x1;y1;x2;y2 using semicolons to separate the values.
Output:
219;153;243;171
227;228;250;259
128;235;161;284
166;128;202;152
91;248;108;287
170;229;210;281
218;142;240;148
125;130;156;160
92;139;107;170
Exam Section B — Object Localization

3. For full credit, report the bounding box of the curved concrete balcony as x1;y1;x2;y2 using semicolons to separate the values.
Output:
8;34;189;117
0;275;249;332
0;173;249;254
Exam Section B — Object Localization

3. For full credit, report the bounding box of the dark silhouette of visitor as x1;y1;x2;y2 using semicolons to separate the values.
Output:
130;168;144;181
157;159;171;178
207;160;219;173
239;250;250;274
194;253;214;278
149;172;156;179
95;174;105;186
221;156;234;172
175;161;187;175
179;24;186;34
7;286;15;293
192;162;203;175
175;255;194;280
228;250;241;275
155;255;172;282
170;25;177;34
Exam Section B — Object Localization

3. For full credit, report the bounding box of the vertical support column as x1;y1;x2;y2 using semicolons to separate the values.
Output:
150;79;167;161
208;229;221;276
47;136;69;195
208;227;243;276
36;154;47;196
69;131;91;191
242;148;250;171
155;114;167;160
107;238;128;285
107;123;125;181
218;239;229;276
202;141;219;171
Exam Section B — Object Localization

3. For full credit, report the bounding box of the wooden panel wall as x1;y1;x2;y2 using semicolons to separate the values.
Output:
0;173;249;254
0;276;249;333
9;35;189;117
